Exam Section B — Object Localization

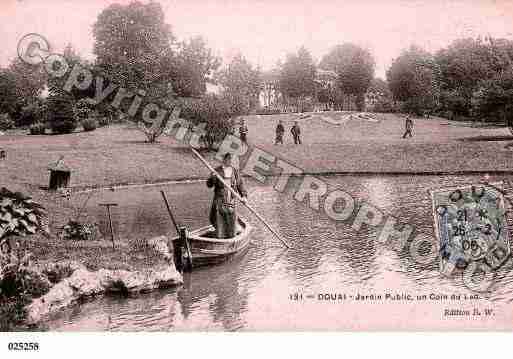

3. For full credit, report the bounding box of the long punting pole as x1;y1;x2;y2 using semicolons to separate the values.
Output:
190;148;290;249
160;190;181;234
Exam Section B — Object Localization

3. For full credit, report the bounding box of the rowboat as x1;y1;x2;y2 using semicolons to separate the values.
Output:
173;217;252;269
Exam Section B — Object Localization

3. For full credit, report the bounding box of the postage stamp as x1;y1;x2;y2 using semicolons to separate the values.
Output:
432;183;511;275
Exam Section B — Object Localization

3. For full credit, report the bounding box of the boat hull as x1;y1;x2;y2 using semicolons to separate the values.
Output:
173;217;252;269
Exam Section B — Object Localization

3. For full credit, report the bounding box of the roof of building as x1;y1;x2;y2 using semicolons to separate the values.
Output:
261;67;338;84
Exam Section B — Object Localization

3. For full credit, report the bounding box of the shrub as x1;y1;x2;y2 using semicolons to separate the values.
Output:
29;122;46;135
371;99;398;113
256;107;282;115
0;295;30;331
98;116;110;127
74;99;94;122
0;246;51;330
47;91;77;134
298;97;315;113
0;189;49;329
81;118;98;132
60;220;98;241
0;113;14;131
42;262;76;284
97;104;120;126
172;95;241;150
17;102;46;128
0;188;48;239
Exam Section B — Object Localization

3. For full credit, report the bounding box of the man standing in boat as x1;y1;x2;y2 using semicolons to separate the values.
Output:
207;153;247;238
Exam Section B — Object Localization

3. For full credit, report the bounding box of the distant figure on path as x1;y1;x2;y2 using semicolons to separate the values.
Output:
239;120;248;144
402;115;414;138
275;120;285;144
291;121;302;144
207;153;247;239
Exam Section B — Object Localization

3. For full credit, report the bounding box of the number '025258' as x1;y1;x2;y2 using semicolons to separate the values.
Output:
8;342;39;351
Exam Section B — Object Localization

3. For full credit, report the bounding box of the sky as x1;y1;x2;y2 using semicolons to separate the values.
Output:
1;0;513;78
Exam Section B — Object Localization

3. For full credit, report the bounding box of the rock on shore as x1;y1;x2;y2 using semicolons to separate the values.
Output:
26;236;182;325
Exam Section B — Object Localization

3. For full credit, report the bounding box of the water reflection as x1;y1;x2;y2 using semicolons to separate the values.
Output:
177;256;250;331
361;177;395;210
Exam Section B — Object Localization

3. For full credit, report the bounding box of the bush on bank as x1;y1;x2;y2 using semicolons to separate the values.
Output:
173;94;247;150
81;118;99;132
47;91;78;134
29;122;46;135
0;113;14;131
18;101;47;128
0;188;49;330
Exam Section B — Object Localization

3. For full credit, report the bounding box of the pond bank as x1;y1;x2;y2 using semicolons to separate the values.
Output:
25;236;182;326
71;169;513;194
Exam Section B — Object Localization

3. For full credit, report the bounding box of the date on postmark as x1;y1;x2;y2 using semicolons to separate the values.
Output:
431;182;511;276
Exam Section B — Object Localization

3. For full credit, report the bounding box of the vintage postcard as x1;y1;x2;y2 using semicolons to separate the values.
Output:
2;0;513;344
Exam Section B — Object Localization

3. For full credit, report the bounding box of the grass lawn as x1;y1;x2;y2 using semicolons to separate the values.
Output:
243;112;513;174
1;112;512;270
1;112;512;189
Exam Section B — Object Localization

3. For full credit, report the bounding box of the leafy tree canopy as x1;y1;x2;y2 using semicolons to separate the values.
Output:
279;46;316;99
171;36;221;98
216;54;262;110
387;45;441;114
320;43;375;96
93;1;175;99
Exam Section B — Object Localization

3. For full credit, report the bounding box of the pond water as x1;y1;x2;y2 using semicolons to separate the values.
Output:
42;174;513;331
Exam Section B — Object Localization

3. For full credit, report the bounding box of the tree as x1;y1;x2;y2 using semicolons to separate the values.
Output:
279;47;316;112
216;54;262;111
0;69;19;117
8;58;46;104
320;43;375;111
47;44;91;98
138;106;180;143
316;85;331;108
472;67;513;130
0;57;46;120
387;45;441;115
366;78;395;113
435;38;496;116
171;36;221;98
93;1;175;101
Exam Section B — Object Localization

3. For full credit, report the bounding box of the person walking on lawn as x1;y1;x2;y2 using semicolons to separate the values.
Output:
291;121;302;144
402;115;414;138
275;120;285;144
239;120;248;144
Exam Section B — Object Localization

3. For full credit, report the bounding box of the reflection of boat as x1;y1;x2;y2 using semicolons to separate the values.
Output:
174;217;252;269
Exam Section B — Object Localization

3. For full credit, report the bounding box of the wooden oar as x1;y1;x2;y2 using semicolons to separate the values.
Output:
191;148;290;249
160;190;180;234
160;190;193;270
